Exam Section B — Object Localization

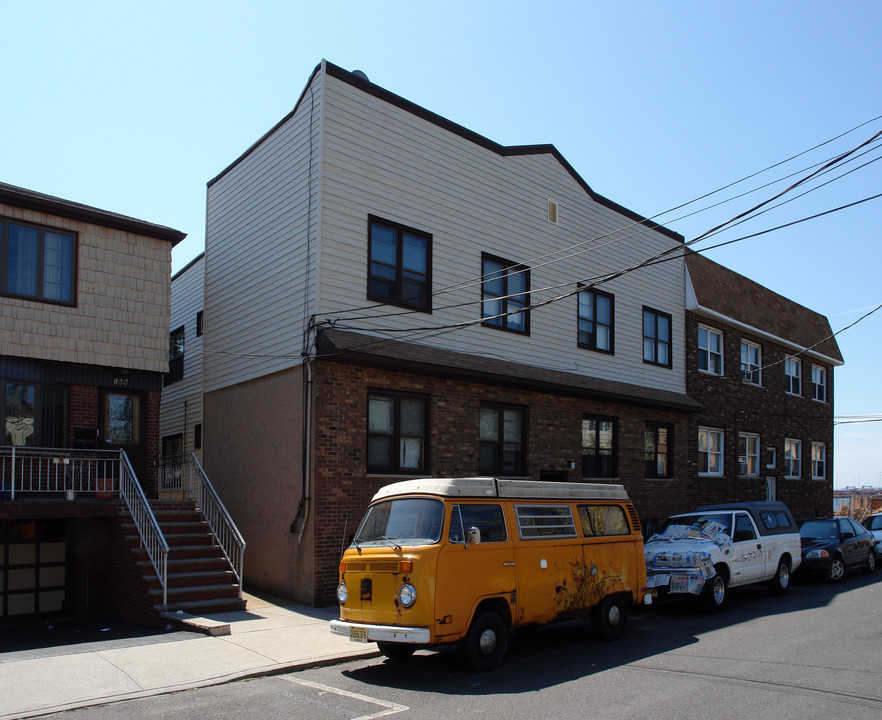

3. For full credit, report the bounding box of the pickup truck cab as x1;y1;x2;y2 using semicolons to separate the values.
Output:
644;501;802;611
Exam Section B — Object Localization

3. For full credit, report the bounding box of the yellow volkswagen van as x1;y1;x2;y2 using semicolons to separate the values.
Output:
330;477;648;670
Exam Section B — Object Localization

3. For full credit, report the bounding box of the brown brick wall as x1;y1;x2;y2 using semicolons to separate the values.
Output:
686;312;834;520
310;361;693;604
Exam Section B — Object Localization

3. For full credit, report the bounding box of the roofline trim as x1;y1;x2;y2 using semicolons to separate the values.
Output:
207;60;683;243
688;303;844;367
0;182;186;245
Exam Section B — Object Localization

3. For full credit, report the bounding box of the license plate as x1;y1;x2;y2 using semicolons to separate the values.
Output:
349;626;368;643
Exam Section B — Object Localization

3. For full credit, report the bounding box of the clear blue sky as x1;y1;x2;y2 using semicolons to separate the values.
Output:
3;1;880;488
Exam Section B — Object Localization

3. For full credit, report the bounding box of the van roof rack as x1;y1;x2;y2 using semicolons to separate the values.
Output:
372;477;630;501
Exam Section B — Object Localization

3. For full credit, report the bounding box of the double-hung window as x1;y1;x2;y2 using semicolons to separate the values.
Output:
784;438;802;479
1;218;76;304
644;423;672;478
812;364;827;402
481;254;529;334
785;356;801;395
577;287;613;353
479;404;525;475
367;217;431;311
698;326;723;375
698;427;724;476
367;392;428;474
643;307;671;367
741;340;761;385
582;416;617;477
738;432;760;476
812;442;826;479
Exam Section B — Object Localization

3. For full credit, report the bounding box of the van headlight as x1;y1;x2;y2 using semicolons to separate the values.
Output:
336;582;348;604
397;583;417;608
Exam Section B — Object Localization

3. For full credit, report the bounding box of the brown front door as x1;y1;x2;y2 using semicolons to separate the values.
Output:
99;389;147;485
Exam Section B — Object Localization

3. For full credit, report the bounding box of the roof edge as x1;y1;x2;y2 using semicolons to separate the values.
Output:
0;182;186;245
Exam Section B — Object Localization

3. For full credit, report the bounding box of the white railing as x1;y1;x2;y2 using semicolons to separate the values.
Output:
157;453;245;597
0;445;170;609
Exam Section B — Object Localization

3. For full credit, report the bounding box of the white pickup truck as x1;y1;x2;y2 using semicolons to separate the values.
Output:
644;501;802;611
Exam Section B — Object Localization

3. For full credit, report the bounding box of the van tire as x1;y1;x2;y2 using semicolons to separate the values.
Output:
377;642;416;661
461;611;508;671
766;557;791;595
591;595;628;641
701;566;727;612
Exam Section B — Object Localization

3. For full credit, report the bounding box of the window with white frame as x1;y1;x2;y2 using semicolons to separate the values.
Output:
784;438;802;478
698;326;723;375
784;356;801;395
812;442;826;479
738;433;760;476
766;447;777;469
812;364;827;402
698;427;724;476
741;340;761;385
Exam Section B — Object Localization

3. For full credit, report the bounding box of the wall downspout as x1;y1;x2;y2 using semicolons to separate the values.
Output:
298;355;313;543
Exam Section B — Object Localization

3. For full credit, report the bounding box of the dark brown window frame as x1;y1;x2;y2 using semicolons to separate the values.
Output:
367;216;432;312
0;216;78;306
643;306;672;368
481;253;530;335
645;422;673;479
479;402;526;476
366;390;429;474
577;285;614;353
581;414;617;478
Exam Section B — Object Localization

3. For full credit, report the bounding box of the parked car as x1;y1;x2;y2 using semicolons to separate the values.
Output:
861;513;882;560
799;517;876;582
644;501;802;612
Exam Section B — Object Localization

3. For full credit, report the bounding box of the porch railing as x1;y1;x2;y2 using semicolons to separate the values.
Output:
157;453;245;598
1;445;170;609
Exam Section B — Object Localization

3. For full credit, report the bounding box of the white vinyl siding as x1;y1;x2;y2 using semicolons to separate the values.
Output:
160;255;205;460
203;72;324;393
315;72;686;395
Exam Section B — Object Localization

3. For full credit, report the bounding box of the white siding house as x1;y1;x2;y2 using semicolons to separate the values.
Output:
160;253;205;461
198;60;699;604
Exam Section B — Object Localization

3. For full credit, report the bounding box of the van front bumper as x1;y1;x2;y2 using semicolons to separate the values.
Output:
330;619;431;645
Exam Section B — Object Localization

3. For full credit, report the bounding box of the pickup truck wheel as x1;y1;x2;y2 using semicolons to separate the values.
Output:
377;642;416;661
591;595;628;641
767;558;791;595
864;550;876;574
827;556;846;583
701;568;727;612
461;611;508;671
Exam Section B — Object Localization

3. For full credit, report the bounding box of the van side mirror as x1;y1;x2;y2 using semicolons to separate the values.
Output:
466;526;481;546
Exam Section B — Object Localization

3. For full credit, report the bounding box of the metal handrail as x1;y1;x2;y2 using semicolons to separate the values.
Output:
0;445;170;609
157;453;245;597
118;450;170;609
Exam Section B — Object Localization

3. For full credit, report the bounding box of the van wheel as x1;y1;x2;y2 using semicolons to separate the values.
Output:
767;558;791;596
701;567;727;612
461;611;508;671
377;642;416;661
591;596;628;641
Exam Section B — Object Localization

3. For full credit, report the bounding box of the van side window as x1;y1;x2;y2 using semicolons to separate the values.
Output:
578;505;630;536
515;505;577;539
449;504;507;543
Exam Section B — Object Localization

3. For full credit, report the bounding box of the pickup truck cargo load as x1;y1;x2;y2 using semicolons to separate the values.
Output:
644;501;802;611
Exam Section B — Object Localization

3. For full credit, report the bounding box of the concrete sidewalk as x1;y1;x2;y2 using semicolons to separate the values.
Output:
0;593;378;719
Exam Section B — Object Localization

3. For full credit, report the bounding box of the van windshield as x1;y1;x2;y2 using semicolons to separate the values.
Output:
353;498;444;548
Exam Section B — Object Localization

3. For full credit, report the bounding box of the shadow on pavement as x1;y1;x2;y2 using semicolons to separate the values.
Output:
341;569;881;695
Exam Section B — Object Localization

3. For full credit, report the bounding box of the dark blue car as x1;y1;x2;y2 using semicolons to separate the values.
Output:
799;517;875;582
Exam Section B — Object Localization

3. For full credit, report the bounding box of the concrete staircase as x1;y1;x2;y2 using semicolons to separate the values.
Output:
129;501;246;617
